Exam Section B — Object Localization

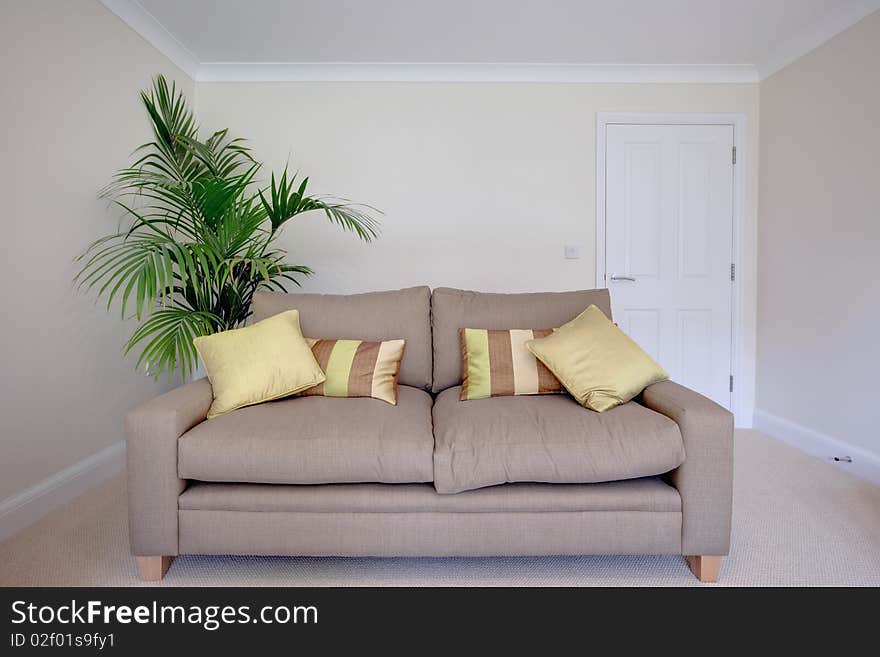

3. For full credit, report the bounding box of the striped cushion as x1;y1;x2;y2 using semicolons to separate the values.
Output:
301;338;405;405
460;328;562;400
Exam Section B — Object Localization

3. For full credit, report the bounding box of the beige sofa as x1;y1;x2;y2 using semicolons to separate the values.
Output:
126;287;733;583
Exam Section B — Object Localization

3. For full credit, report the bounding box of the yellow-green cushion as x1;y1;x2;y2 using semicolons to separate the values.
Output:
526;305;668;412
194;310;325;419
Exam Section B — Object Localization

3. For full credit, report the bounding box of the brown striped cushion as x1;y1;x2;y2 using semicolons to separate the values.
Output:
301;338;405;405
459;328;563;400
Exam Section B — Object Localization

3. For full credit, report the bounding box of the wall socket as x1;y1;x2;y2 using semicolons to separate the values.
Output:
564;244;581;259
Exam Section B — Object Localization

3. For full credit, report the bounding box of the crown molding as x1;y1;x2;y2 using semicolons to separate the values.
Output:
195;62;758;84
95;1;757;84
100;0;199;80
102;0;877;85
757;0;880;80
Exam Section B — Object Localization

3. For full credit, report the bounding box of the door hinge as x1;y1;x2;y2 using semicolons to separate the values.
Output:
729;375;734;393
730;262;735;281
732;146;737;165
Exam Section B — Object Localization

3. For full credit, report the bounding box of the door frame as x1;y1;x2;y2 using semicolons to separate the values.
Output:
595;112;748;424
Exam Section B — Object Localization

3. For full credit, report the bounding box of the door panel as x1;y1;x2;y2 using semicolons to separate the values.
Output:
624;143;661;278
605;123;733;408
676;309;713;394
621;308;662;364
678;142;713;279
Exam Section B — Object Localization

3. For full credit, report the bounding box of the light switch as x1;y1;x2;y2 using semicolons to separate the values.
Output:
564;244;581;259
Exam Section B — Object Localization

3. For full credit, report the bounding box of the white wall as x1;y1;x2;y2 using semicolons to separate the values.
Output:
196;82;760;419
0;1;763;523
0;0;193;504
756;11;880;465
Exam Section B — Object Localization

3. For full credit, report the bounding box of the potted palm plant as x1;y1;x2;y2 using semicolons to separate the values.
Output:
75;75;379;380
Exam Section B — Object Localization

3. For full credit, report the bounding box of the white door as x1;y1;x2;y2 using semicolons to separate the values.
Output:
603;123;734;408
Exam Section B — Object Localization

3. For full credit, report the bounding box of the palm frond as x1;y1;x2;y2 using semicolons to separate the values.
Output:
125;306;221;381
178;130;255;179
77;74;380;380
258;165;381;240
306;197;381;241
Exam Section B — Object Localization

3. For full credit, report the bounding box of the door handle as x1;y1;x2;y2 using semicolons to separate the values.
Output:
608;274;636;282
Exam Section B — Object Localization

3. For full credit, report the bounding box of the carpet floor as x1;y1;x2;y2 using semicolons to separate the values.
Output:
1;430;878;587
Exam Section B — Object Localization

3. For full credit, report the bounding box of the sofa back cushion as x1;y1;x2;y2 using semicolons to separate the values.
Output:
430;287;612;393
253;286;432;390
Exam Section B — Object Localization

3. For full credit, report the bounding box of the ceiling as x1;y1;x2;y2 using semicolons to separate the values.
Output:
102;0;880;82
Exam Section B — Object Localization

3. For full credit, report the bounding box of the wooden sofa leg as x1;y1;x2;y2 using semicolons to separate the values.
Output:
136;556;174;581
686;556;721;583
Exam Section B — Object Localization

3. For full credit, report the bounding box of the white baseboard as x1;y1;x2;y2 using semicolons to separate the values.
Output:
753;409;880;486
0;441;126;543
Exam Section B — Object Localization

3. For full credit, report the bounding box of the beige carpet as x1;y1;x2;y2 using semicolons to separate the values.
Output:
1;430;878;587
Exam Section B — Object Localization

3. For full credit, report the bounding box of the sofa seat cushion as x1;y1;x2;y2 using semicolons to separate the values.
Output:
432;386;686;493
179;385;434;485
179;477;681;513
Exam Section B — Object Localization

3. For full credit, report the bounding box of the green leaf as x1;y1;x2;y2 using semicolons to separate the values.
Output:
74;74;382;379
126;307;221;380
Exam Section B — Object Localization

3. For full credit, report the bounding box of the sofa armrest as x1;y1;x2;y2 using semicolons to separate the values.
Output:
640;380;734;556
125;378;213;556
